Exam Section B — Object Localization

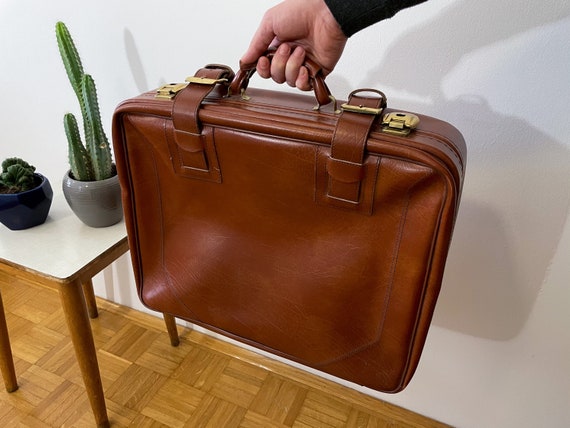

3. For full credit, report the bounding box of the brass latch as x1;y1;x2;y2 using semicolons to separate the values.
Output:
185;76;229;85
340;89;387;116
341;103;383;115
155;83;188;100
381;112;420;136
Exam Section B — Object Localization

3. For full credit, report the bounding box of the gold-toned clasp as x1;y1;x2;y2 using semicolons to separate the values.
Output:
381;112;420;136
240;88;251;101
340;103;383;115
185;76;229;85
341;89;387;115
314;95;341;114
155;82;188;100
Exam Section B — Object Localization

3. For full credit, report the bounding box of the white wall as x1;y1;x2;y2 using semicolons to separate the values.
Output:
1;0;569;426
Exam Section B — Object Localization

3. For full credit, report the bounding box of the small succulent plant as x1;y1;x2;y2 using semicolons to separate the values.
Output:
56;21;113;182
0;157;38;194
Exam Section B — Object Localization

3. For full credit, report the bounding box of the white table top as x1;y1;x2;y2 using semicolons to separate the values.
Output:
0;191;127;280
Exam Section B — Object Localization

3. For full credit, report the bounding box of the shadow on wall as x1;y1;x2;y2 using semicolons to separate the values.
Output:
363;0;570;340
124;29;149;94
434;101;570;340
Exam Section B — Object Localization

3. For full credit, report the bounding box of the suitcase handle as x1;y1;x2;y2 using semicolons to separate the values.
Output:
230;50;333;108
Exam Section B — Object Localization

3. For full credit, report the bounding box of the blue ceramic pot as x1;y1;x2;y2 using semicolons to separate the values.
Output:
0;174;53;230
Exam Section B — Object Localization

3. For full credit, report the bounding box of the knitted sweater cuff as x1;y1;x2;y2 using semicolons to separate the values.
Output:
323;0;427;37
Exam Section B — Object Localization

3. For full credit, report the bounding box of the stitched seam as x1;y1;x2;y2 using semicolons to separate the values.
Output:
314;194;411;367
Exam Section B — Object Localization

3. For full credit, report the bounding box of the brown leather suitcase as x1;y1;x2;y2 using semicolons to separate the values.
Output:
112;60;466;393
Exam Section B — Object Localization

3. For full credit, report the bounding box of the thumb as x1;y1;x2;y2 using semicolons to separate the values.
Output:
241;22;277;66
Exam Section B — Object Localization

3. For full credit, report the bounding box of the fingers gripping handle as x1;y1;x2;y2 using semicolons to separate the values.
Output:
230;50;333;107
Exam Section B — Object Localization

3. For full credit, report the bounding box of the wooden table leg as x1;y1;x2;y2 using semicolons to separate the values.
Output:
82;279;99;319
0;291;18;393
163;313;180;347
58;280;109;428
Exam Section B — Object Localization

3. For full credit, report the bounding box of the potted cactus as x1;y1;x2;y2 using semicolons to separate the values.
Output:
0;157;53;230
56;21;122;227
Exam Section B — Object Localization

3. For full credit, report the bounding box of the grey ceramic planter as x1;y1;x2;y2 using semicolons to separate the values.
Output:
62;170;123;228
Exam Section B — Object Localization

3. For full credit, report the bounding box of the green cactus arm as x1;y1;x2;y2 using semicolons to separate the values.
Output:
56;21;91;142
81;74;112;180
55;22;84;100
64;113;94;181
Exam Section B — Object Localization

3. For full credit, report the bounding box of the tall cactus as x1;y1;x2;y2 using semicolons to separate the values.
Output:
55;21;113;181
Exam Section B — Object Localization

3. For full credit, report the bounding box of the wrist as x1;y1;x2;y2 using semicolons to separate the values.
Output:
317;0;345;39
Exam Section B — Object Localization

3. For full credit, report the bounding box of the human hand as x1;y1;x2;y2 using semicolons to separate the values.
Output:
241;0;347;91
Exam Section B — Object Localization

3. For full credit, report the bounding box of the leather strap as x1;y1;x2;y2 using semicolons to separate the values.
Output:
171;66;233;170
327;90;386;204
173;66;233;135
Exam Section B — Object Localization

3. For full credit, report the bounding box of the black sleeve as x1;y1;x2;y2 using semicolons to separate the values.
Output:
323;0;428;37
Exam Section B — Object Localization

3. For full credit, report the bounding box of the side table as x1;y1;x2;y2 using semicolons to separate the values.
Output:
0;193;128;427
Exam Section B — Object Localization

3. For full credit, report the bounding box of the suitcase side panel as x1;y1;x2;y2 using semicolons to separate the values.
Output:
112;86;465;393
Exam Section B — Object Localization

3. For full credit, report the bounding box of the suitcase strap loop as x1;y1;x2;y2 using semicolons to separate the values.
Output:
173;66;234;135
169;66;233;176
327;90;386;204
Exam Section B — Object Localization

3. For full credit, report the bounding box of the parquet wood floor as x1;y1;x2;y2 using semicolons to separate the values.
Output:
0;273;449;427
